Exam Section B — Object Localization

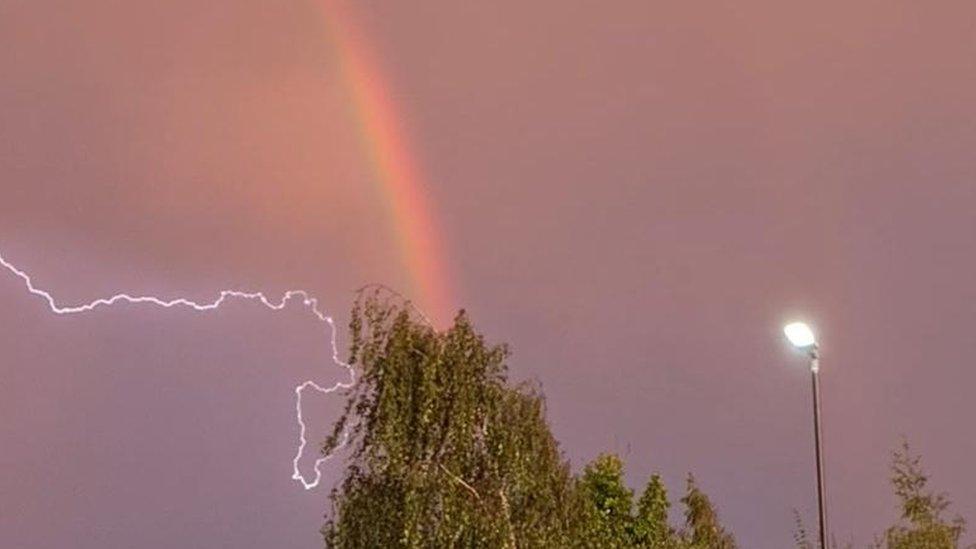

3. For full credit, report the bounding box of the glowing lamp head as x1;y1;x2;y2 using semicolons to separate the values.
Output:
784;322;817;349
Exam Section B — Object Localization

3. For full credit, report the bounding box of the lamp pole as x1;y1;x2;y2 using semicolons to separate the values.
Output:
783;322;829;549
809;347;828;549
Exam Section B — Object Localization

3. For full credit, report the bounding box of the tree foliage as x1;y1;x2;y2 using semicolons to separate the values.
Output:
877;442;967;549
573;455;709;548
321;293;738;548
680;474;737;549
574;454;635;548
322;292;574;548
792;442;970;549
634;474;678;548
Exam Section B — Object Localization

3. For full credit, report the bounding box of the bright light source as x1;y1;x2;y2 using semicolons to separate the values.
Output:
784;322;817;348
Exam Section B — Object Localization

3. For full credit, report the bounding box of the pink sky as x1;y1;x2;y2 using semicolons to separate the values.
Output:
2;1;976;547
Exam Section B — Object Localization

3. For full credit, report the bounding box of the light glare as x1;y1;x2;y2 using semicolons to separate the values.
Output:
784;321;817;348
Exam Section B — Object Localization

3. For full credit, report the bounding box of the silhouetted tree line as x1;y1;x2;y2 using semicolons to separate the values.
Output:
320;293;968;548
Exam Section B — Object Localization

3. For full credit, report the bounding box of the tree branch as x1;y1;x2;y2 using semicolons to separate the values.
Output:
438;463;481;501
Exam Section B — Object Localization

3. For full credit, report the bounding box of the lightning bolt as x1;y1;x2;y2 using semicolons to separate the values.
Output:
0;250;352;491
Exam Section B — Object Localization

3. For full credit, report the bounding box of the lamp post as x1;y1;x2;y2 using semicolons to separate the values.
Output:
784;321;828;549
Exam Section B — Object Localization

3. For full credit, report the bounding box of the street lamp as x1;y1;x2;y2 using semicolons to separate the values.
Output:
784;321;828;549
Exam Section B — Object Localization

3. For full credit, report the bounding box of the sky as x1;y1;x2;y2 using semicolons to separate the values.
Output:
2;1;976;547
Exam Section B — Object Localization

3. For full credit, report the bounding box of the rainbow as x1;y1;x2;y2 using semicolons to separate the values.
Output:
320;0;455;324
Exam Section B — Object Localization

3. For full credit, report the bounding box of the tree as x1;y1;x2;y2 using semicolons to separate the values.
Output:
680;474;737;549
634;474;679;548
574;454;636;548
791;509;814;549
321;291;575;548
878;442;967;549
320;292;738;548
573;457;687;549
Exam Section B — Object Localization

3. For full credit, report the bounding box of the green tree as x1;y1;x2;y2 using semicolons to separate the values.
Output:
321;292;575;548
634;474;679;548
321;292;738;548
574;454;636;548
680;474;737;549
878;442;967;549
